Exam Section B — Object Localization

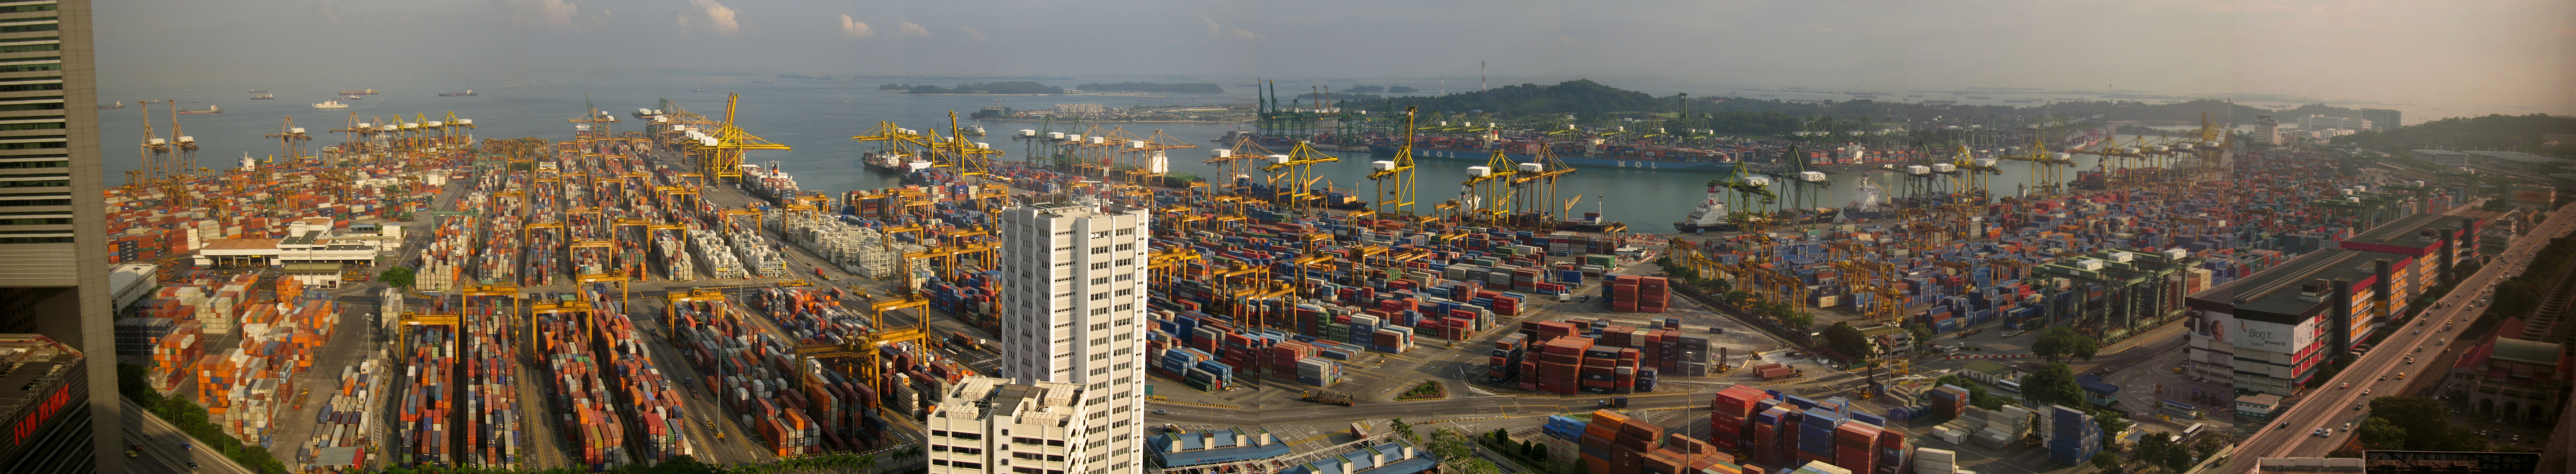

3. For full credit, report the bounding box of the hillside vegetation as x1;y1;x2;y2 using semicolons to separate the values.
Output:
2333;113;2576;159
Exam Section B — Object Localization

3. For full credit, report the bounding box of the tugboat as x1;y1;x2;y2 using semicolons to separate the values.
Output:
1841;176;1891;221
1673;179;1735;233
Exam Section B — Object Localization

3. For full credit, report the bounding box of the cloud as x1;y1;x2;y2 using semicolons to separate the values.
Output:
1198;16;1261;41
676;0;740;35
507;0;588;29
838;14;872;39
895;21;931;37
960;26;986;41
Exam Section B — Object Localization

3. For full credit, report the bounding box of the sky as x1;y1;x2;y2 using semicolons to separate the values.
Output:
93;0;2576;117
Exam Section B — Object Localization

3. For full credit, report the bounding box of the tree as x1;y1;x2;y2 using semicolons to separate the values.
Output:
1389;418;1418;442
2365;396;2469;451
2032;326;2102;362
378;266;416;288
1823;322;1872;361
2091;452;2125;473
1426;428;1504;474
1905;323;1934;353
2355;417;2406;450
2191;433;2231;460
1784;313;1816;333
2023;363;2085;408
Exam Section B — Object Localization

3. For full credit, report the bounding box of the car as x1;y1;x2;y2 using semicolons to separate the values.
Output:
2405;357;2415;364
2341;382;2350;389
2415;346;2423;353
1150;409;1171;415
2414;329;2421;334
2362;389;2372;396
187;462;199;470
2379;375;2387;381
2354;402;2364;410
2397;372;2406;380
2281;422;2291;429
2343;423;2352;431
2313;428;2326;436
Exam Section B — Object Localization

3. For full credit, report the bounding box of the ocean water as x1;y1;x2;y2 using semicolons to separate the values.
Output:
99;74;2095;230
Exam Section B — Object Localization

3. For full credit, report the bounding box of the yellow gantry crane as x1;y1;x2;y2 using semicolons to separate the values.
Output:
1121;128;1198;185
1455;149;1519;225
677;93;791;186
1997;137;2076;198
1261;141;1339;217
1366;107;1421;221
1509;144;1577;229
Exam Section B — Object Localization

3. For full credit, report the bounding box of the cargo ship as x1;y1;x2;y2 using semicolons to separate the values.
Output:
1366;141;1736;172
861;151;926;174
337;89;378;95
739;161;801;203
97;101;122;109
1673;181;1735;233
177;104;221;114
250;94;274;100
311;100;348;109
438;90;476;96
1842;176;1892;221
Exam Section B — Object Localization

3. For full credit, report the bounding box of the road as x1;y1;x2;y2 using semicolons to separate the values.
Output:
2224;205;2572;471
124;399;252;474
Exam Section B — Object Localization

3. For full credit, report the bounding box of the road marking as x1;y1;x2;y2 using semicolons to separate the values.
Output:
1148;400;1240;409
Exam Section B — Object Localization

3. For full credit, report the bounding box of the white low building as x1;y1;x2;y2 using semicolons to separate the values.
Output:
927;376;1093;474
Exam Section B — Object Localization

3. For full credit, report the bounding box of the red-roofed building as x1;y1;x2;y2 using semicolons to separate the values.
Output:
2444;317;2569;425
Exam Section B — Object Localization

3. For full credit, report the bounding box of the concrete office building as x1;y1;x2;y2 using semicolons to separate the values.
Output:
2294;115;2373;131
0;1;120;471
925;377;1095;474
998;201;1149;474
2360;109;2401;130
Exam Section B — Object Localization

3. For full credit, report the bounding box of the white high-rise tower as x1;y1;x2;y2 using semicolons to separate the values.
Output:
997;201;1149;473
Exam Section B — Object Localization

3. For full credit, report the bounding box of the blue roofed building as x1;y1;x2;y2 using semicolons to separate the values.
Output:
1275;439;1441;474
1147;427;1296;469
2077;374;2121;407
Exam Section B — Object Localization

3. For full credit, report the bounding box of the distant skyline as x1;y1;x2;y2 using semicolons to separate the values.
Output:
93;0;2574;119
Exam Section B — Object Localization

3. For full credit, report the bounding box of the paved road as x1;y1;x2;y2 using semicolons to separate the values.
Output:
124;399;252;474
2224;205;2571;471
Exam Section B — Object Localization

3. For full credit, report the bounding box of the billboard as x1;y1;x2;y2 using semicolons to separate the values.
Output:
2236;316;2318;356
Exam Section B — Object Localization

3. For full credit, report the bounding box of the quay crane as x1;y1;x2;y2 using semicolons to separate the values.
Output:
674;93;790;186
1260;141;1339;218
1365;107;1422;223
1455;149;1518;226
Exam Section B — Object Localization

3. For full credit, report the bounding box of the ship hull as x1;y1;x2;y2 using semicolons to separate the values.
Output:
1673;222;1739;233
1369;146;1734;172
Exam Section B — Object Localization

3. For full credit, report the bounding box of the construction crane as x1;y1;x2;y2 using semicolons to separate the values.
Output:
1260;141;1339;217
1365;107;1421;221
675;93;790;186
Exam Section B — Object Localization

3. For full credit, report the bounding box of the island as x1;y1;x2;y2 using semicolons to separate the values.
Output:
880;81;1064;94
1073;82;1224;94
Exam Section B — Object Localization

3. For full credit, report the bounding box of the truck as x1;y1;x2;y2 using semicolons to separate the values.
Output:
1303;390;1357;406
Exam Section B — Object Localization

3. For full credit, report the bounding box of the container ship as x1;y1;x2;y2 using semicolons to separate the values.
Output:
439;90;477;96
860;151;926;174
177;104;221;114
338;89;379;95
312;100;348;109
1673;180;1736;233
1841;177;1892;221
250;94;275;100
1354;131;1737;172
739;161;801;204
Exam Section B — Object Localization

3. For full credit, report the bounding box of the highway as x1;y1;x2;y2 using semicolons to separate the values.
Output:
2224;205;2571;471
123;399;252;474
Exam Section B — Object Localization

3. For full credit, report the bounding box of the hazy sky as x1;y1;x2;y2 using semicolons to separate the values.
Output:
96;0;2575;115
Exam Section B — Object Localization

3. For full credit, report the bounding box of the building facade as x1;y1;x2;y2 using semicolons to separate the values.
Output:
998;202;1149;473
1052;104;1105;117
2443;318;2569;426
2293;115;2372;131
2253;115;2281;145
926;377;1094;474
2360;109;2401;130
0;1;119;471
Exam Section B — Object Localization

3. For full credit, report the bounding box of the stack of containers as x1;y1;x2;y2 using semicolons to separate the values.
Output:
1579;410;1630;473
1484;334;1526;380
1606;275;1672;313
2044;405;2100;465
1832;419;1881;474
1539;415;1585;466
1609;410;1665;473
1877;430;1911;474
462;294;523;469
1931;385;1970;419
1528;336;1592;394
1294;358;1342;387
1708;386;1770;451
397;326;455;467
1913;447;1958;474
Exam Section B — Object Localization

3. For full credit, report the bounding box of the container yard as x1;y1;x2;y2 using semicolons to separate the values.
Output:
94;90;2512;474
